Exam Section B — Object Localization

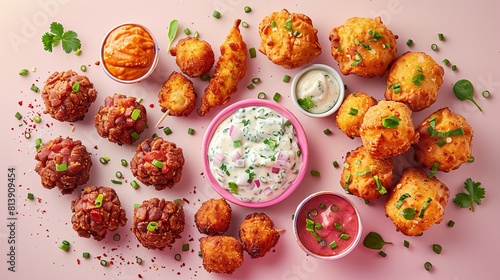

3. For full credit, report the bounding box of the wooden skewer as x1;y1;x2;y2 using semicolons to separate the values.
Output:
155;109;170;128
276;228;286;233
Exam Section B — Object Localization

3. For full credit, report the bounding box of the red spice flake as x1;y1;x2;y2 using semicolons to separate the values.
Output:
138;274;143;279
149;104;154;108
18;101;23;106
182;198;190;204
95;61;100;65
77;259;81;265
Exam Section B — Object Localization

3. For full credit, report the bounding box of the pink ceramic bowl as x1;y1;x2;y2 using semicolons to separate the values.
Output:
202;99;309;208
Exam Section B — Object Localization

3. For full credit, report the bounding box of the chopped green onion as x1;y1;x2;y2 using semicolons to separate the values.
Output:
130;180;139;189
111;179;122;185
152;159;164;168
193;31;199;38
442;58;450;65
34;115;42;123
482;90;490;98
432;244;442;254
200;73;211;81
424;261;433;271
130;131;140;140
251;77;261;83
182;243;189;252
59;240;70;251
348;108;358;115
447;220;455;227
75;49;82;56
334;222;342;232
429;162;439;178
308;208;318;217
311;170;320;177
80;65;87;72
329;241;338;249
173;198;183;204
395;193;411;209
431;44;438;51
183;28;191;35
400;207;417;220
241;21;249;28
212;10;221;19
271;21;277;28
249;47;256;58
374;175;388;195
404;240;410;248
147;221;158;232
394;87;402;94
131;109;141;120
82;252;90;259
247;83;255;89
451;65;457;71
332;161;339;168
233;140;242;147
27;193;35;200
163;127;172;135
115;171;123;179
323;128;332;135
198;251;203;257
419;198;433;218
297;97;315;110
72;81;80;93
100;260;109;266
292;30;301;37
15;112;22;120
355;169;372;176
174;253;182;261
113;233;121;241
340;233;350;240
120;159;128;167
344;173;352;193
379;251;387;257
412;73;425;86
136;257;143;264
406;39;413;46
351;52;362;66
244;6;251;13
24;132;31;139
467;156;475;163
283;75;291;83
319;203;327;210
134;203;141;208
228;182;238;194
436;139;446;147
257;92;266;99
273;92;281;102
151;132;158;139
94;193;104;207
55;163;68;172
19;68;29;76
438;33;445;41
382;116;401;128
188;128;195;135
31;84;39;92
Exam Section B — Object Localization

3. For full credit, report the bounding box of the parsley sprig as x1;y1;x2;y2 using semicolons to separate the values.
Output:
42;22;81;54
453;178;485;212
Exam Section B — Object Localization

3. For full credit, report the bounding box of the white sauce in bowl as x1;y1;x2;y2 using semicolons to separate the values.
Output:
295;69;340;114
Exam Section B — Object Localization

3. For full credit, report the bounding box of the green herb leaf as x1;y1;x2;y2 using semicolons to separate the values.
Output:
382;116;401;128
418;198;433;218
167;19;179;52
50;22;64;36
374;175;387;195
411;73;425;86
452;178;485;212
362;232;393;250
351;52;362;66
395;193;411;209
400;208;417;220
41;22;81;54
60;30;81;53
228;182;238;194
263;137;278;151
297;97;315;111
453;79;483;112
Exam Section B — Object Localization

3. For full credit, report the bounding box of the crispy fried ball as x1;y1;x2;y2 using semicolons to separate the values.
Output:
336;92;377;138
158;71;196;116
195;198;232;236
413;107;473;172
385;167;449;236
360;100;419;159
170;37;215;77
131;198;185;250
329;17;397;78
340;146;393;200
258;9;321;69
385;52;444;111
239;213;280;258
199;236;244;274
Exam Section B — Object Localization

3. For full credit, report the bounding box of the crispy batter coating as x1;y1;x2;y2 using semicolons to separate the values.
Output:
385;52;444;111
198;19;247;116
239;213;280;258
385;167;449;236
199;236;244;274
360;100;419;159
157;71;196;116
329;17;397;78
413;107;473;172
258;9;322;69
170;37;215;77
340;146;393;200
336;92;377;138
195;198;232;236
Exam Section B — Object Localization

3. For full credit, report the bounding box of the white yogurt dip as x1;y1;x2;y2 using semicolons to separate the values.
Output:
207;106;303;203
295;69;340;114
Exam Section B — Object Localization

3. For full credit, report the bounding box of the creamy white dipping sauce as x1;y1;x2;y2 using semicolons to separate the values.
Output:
295;69;340;114
208;106;303;203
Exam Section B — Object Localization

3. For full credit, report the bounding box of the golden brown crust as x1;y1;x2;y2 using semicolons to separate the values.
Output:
198;19;247;116
170;37;215;77
157;71;196;116
194;198;232;236
413;107;473;172
239;213;280;258
336;92;377;138
385;167;449;236
258;9;321;69
199;236;244;274
329;16;397;78
340;146;393;200
360;100;419;159
384;52;444;111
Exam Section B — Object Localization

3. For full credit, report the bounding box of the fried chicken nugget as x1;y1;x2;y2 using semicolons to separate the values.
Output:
258;9;322;69
199;236;244;274
329;17;397;78
413;107;473;172
198;19;247;116
195;198;232;236
170;37;215;78
239;213;280;258
335;92;377;138
158;71;196;116
385;52;444;111
385;167;449;236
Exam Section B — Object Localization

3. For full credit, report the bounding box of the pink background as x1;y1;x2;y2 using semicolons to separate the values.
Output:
1;0;499;279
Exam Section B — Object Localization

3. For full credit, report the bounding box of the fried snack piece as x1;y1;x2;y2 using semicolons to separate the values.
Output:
258;9;322;69
170;37;215;77
158;71;196;116
199;236;244;274
413;107;473;172
360;100;419;159
195;198;232;235
340;146;393;200
329;17;397;78
385;167;449;236
239;213;280;258
385;52;444;111
198;19;247;116
336;92;377;138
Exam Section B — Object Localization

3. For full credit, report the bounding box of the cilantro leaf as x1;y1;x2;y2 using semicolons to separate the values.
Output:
42;33;55;52
50;22;64;36
453;178;485;212
41;22;81;54
61;30;81;53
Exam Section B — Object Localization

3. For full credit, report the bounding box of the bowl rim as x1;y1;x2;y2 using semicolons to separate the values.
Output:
291;63;345;118
202;99;309;208
292;191;363;260
99;22;159;84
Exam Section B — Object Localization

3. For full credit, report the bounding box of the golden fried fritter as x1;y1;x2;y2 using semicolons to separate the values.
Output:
157;71;196;116
195;198;232;236
329;16;397;78
199;236;244;274
239;213;280;259
413;107;473;172
336;92;377;138
340;146;393;200
198;19;247;116
360;100;419;159
385;52;444;111
170;37;215;77
258;9;321;69
385;167;449;236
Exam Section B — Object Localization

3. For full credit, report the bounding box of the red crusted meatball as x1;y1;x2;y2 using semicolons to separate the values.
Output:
94;93;148;145
130;137;184;190
34;136;92;194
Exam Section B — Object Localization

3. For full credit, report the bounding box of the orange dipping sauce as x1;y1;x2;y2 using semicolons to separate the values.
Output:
102;24;157;81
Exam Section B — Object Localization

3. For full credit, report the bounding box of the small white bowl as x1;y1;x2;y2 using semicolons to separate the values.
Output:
291;64;345;118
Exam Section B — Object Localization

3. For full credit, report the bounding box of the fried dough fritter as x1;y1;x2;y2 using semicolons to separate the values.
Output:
413;107;473;172
329;16;397;78
335;92;377;139
385;167;449;236
157;71;196;116
258;9;322;69
340;146;393;200
198;19;247;116
360;100;419;159
199;236;244;274
239;213;280;259
170;37;215;77
385;52;444;111
195;198;232;236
